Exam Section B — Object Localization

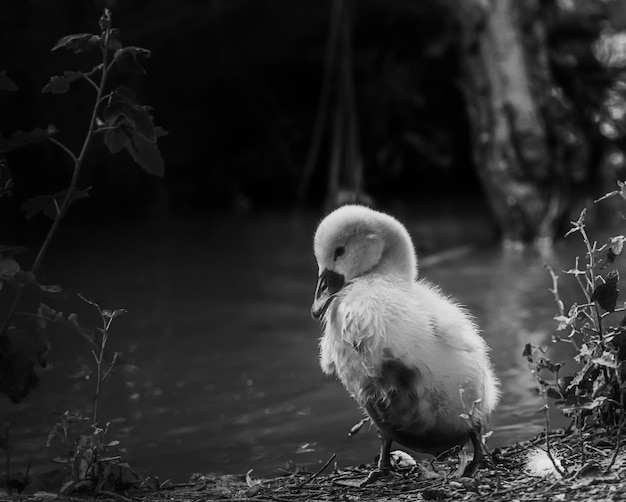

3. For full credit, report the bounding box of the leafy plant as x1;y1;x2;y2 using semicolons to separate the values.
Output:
525;184;626;474
46;295;135;494
0;8;165;493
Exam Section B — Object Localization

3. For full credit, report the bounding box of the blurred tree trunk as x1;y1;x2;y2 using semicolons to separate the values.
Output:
453;0;578;245
297;0;365;211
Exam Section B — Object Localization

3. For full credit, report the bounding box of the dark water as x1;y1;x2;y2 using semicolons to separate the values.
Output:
3;211;606;482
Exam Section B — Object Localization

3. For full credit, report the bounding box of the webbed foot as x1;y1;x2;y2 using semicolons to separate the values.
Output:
462;426;486;477
462;458;479;477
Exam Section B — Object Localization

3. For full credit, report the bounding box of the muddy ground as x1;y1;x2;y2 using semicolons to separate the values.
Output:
4;428;626;502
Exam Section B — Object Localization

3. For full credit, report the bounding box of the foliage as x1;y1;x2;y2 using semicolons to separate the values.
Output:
524;182;626;475
0;8;165;494
45;296;136;494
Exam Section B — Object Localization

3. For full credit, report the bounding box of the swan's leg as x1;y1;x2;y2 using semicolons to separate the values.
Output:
463;426;484;477
361;436;393;485
378;436;393;471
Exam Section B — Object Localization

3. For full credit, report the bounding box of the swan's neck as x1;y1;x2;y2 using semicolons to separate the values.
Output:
378;234;417;283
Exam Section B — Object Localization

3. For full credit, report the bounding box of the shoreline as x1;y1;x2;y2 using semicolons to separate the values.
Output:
4;429;626;502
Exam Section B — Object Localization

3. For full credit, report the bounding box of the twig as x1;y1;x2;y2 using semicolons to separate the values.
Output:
604;365;625;472
97;490;137;502
546;265;565;317
296;453;337;488
539;397;565;477
48;136;78;163
4;423;11;496
578;415;586;464
594;303;604;344
82;73;99;92
492;477;544;497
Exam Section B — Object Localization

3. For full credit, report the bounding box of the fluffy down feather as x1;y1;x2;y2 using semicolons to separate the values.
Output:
311;205;500;480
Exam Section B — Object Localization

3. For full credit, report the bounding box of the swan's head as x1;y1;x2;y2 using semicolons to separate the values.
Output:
311;205;417;320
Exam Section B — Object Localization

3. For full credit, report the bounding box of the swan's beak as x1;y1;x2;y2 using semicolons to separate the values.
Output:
311;269;345;320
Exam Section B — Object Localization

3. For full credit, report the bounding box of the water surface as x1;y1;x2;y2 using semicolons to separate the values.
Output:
3;211;605;481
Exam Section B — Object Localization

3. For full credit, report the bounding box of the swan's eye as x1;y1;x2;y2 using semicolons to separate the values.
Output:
333;246;345;261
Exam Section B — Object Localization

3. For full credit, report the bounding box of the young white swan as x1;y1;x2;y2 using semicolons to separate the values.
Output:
311;205;500;482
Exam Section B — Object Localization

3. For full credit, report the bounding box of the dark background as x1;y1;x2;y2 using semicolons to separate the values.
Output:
2;0;625;235
2;0;626;484
1;0;490;226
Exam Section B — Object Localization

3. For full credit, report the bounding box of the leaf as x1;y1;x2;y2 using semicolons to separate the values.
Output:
0;257;20;278
101;87;167;175
103;124;126;154
22;188;90;220
101;309;127;320
522;343;533;362
546;387;562;399
59;479;75;494
103;87;157;140
106;29;123;51
535;358;562;374
561;396;608;414
554;394;591;411
42;71;84;94
563;268;586;276
592;352;618;369
104;120;165;176
565;209;587;237
0;126;57;153
22;194;54;220
52;33;100;53
0;70;17;91
1;271;63;300
99;9;112;31
568;360;595;391
113;46;151;73
607;236;625;264
554;303;579;331
245;469;261;488
592;271;620;313
124;128;165;176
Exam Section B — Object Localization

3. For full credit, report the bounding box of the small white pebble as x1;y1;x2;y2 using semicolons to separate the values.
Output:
390;450;416;468
524;448;563;479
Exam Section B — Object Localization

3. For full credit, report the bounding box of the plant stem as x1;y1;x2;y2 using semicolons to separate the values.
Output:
93;326;109;429
605;365;625;472
594;303;604;344
297;453;337;488
540;391;565;477
0;27;111;338
546;265;565;317
48;137;78;163
5;423;11;496
578;415;586;463
32;35;110;276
